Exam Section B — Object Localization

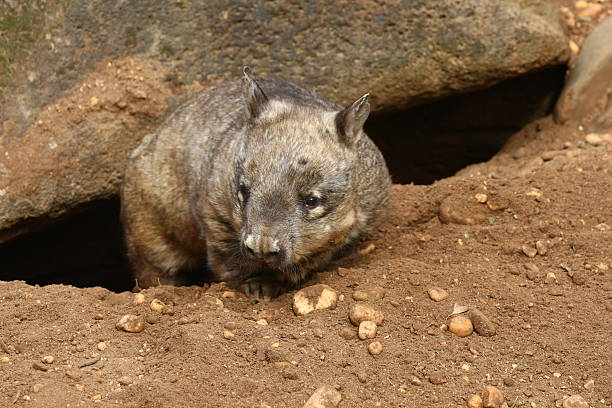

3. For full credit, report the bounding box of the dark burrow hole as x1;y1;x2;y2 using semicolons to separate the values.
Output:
0;66;566;292
0;199;134;292
366;66;566;184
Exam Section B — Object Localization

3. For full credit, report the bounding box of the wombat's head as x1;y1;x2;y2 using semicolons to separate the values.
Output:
232;68;371;283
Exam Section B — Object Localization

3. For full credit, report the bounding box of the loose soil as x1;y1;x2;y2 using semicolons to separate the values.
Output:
1;3;611;408
1;113;610;408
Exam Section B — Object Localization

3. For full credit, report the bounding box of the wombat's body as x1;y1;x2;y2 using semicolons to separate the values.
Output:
121;70;390;297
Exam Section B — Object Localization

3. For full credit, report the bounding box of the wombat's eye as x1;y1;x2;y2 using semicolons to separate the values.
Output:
304;195;321;208
239;184;251;202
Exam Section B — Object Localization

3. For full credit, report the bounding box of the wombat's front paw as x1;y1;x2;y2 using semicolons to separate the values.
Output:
235;277;290;301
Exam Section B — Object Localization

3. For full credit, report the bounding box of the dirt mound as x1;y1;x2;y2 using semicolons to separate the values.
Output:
0;114;610;407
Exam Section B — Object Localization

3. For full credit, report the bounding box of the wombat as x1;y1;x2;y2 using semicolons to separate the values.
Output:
120;68;391;298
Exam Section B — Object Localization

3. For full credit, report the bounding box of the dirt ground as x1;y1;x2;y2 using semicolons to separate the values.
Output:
1;112;610;408
1;3;611;408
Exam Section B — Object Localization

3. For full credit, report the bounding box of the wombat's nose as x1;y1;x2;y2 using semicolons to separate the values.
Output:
244;234;281;260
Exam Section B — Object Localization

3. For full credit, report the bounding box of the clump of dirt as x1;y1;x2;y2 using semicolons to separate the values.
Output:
0;113;610;407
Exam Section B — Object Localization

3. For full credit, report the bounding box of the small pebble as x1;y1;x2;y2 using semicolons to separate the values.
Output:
178;316;196;325
526;267;541;281
339;327;356;340
352;284;386;301
145;314;160;325
303;385;342;408
132;293;145;306
224;321;237;330
0;356;10;363
535;240;547;256
256;319;269;326
541;151;562;161
468;309;496;337
427;287;449;302
409;375;423;386
65;369;83;380
161;305;175;316
41;355;54;364
221;291;237;299
522;245;537;258
150;299;165;313
94;314;104;320
481;385;504;408
571;270;587;285
583;379;595;391
201;295;224;311
428;375;446;385
562;395;588;408
75;384;85;392
31;383;44;393
576;3;603;18
92;394;102;401
349;304;384;326
368;341;383;356
223;330;235;340
545;272;557;284
97;342;107;351
575;0;588;9
292;284;338;316
583;379;594;391
468;394;484;408
569;40;580;55
32;362;48;372
117;376;133;386
503;377;517;387
115;314;145;333
474;193;488;203
358;321;377;340
449;315;473;337
336;267;349;277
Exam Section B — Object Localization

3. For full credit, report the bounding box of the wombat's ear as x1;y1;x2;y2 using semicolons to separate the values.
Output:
242;66;268;119
335;93;370;146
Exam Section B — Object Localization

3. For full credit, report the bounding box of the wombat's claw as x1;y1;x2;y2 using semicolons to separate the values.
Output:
239;278;282;301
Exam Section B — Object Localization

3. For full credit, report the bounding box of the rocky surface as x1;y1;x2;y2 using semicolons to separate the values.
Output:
0;0;570;240
0;56;172;243
555;15;612;123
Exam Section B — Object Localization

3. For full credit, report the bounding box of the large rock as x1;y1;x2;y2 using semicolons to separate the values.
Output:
0;0;569;241
0;56;172;243
555;16;612;124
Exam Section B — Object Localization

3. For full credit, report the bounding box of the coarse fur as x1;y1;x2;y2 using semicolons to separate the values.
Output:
120;68;391;297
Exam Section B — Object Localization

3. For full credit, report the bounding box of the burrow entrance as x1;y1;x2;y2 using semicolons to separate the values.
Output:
0;66;566;291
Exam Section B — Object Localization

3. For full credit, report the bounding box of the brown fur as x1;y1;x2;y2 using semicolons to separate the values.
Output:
121;69;391;297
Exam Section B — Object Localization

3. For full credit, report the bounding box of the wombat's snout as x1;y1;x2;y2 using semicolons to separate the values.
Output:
243;233;284;264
